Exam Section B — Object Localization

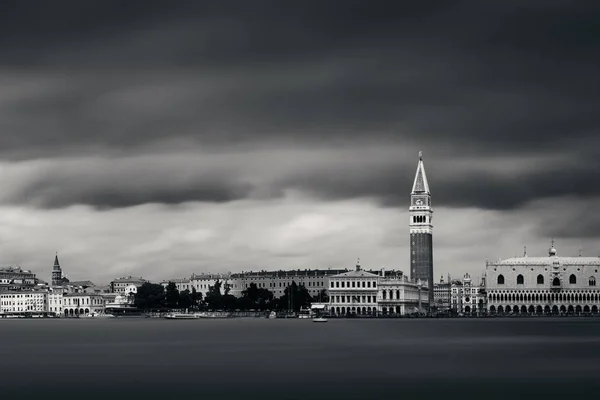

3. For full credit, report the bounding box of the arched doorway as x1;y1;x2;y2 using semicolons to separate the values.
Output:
552;305;559;314
396;306;400;314
528;305;534;314
536;305;543;314
559;305;566;314
584;305;590;313
592;305;598;314
576;305;582;314
85;308;89;314
568;305;574;314
497;305;504;313
513;305;519;314
464;306;471;313
64;309;69;317
490;305;496;314
521;305;527;314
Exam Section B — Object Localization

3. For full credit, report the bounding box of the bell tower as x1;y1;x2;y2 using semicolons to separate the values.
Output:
51;252;63;287
409;151;434;310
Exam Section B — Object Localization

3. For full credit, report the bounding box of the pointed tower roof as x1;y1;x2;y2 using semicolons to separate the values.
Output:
53;253;61;271
411;151;431;194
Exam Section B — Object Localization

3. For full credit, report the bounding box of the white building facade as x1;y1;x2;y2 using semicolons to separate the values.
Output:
377;275;429;315
0;291;47;314
329;263;379;316
48;292;64;315
328;262;429;316
63;294;105;317
486;244;600;315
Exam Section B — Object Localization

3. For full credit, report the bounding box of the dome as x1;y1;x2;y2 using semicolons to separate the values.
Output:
549;247;557;256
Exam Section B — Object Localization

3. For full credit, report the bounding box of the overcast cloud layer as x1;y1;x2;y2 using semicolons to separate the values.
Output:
0;1;599;283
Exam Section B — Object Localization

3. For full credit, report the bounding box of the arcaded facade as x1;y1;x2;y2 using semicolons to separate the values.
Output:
486;244;600;315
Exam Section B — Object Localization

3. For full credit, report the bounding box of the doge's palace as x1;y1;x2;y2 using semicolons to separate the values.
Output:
486;242;600;315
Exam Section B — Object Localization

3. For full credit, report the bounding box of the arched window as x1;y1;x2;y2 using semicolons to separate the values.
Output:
552;277;560;286
517;274;524;285
590;277;596;286
497;275;505;285
537;274;544;284
569;274;576;284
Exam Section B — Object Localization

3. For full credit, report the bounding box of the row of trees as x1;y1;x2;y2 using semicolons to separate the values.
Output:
134;280;328;312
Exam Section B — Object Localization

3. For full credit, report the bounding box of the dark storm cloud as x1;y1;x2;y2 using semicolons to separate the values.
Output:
275;154;600;212
0;1;598;211
0;157;253;209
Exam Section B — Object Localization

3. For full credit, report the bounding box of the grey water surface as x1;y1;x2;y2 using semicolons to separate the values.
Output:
1;317;599;400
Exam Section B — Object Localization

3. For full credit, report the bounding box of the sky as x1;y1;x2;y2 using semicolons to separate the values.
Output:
0;1;599;285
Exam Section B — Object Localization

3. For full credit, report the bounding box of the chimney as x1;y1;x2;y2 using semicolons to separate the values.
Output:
381;267;385;278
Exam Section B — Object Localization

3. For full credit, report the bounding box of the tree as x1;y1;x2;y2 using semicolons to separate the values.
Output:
241;283;274;310
191;287;203;309
178;289;193;310
134;283;166;310
165;281;180;309
312;289;329;303
277;281;312;312
205;280;224;310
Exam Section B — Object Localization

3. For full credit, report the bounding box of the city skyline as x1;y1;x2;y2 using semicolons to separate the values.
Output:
0;1;599;283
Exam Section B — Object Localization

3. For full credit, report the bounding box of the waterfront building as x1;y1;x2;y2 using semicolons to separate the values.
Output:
328;261;379;316
62;293;106;317
377;273;429;315
433;275;451;312
229;269;346;299
48;291;64;315
110;276;147;294
0;291;47;314
485;242;600;315
328;261;427;316
161;273;230;297
409;151;434;308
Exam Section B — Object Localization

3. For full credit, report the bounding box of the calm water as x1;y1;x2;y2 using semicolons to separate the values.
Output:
1;317;600;399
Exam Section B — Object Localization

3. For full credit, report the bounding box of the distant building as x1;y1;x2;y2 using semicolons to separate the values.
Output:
229;269;347;299
433;275;451;312
0;291;47;314
328;262;379;316
328;261;428;316
377;272;429;315
48;291;64;315
110;276;147;294
486;242;600;315
0;266;38;292
450;273;486;315
162;273;231;297
62;293;105;317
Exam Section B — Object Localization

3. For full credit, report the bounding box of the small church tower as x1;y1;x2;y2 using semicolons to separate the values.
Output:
51;253;63;287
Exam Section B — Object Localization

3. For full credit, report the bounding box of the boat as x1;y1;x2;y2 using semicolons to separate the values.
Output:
298;307;311;319
267;311;277;319
312;316;328;323
104;294;144;317
164;313;200;319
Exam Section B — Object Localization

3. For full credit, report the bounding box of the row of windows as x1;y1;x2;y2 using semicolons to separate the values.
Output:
497;274;596;286
489;292;600;302
331;295;377;304
331;281;377;288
